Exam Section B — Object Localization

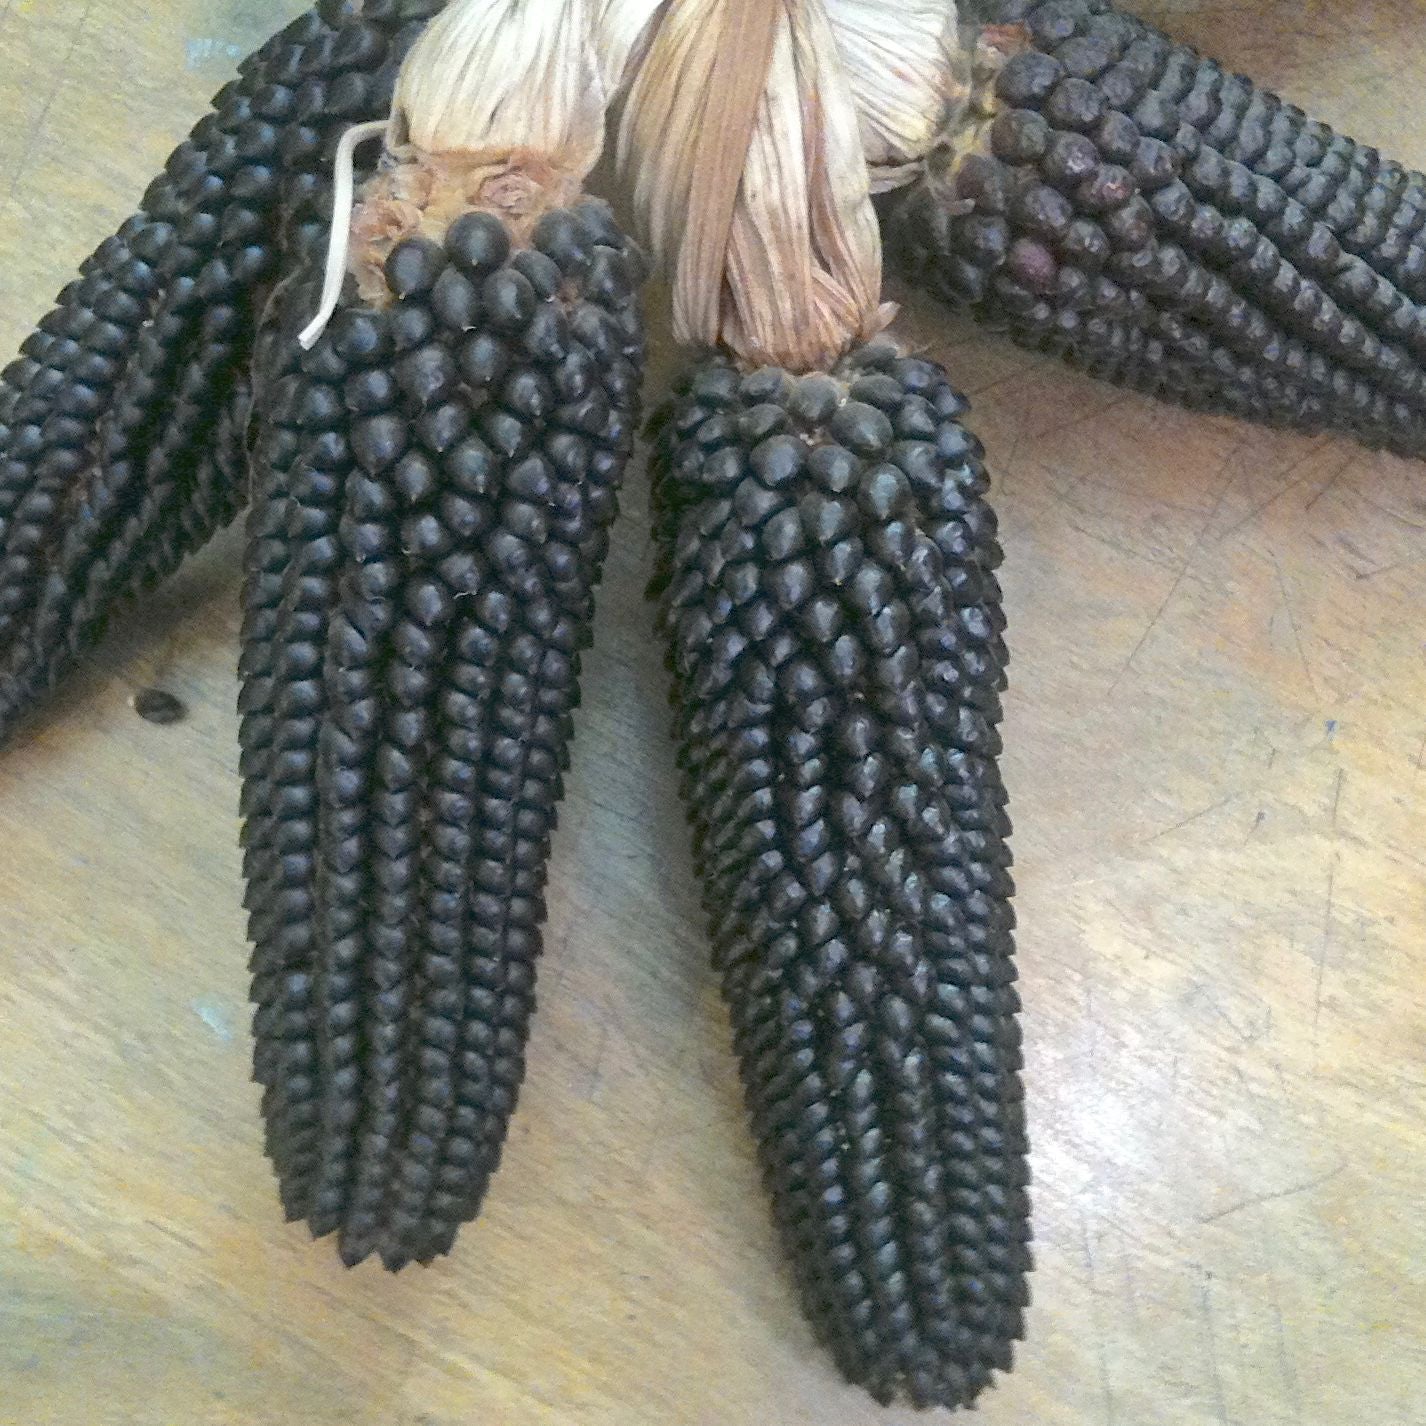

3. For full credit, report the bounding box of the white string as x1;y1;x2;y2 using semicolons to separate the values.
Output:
297;120;391;351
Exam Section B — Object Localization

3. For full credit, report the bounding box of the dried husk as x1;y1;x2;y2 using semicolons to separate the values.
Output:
332;0;976;360
393;0;608;173
825;0;968;191
618;0;894;372
596;0;669;95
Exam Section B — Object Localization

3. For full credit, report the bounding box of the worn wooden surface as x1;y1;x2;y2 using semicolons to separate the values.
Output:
2;3;1425;1423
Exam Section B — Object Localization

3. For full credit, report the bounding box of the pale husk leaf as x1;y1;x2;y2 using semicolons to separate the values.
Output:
619;0;892;372
596;0;670;96
393;0;608;177
824;0;969;191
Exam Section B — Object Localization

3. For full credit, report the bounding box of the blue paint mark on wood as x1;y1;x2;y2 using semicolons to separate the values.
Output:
186;37;244;69
191;994;236;1042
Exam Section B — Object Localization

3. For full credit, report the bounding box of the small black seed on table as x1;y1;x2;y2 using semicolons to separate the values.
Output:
133;688;186;725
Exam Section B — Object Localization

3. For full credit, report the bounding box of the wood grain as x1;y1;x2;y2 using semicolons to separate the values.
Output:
2;2;1425;1422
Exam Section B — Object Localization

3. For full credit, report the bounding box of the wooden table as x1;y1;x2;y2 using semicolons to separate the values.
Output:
2;3;1424;1422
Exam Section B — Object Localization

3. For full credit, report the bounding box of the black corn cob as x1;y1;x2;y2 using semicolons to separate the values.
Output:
649;344;1029;1410
0;0;448;745
991;0;1426;302
240;201;645;1269
885;0;1426;457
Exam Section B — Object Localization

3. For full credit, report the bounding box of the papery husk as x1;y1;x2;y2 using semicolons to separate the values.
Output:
393;0;609;177
602;0;974;191
597;0;669;95
619;0;894;372
825;0;969;191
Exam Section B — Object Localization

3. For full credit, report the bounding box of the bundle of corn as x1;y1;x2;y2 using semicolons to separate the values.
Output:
6;0;1424;761
882;0;1426;457
0;0;448;746
239;0;646;1269
625;0;1027;1407
24;0;1422;1407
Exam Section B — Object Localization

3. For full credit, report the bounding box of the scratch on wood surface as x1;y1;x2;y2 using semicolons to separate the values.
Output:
1355;489;1426;532
1081;976;1108;1070
1117;1224;1143;1332
1106;565;1190;694
1079;1214;1117;1425
1143;792;1239;847
1353;552;1426;583
1033;386;1136;441
1315;859;1335;1034
1199;1161;1346;1225
1106;440;1245;694
1229;1064;1274;1131
1197;1269;1231;1425
1214;441;1331;543
1270;550;1320;700
1057;514;1181;572
1205;993;1271;1048
918;325;982;359
963;355;1042;401
1032;456;1180;568
141;1217;202;1253
999;423;1027;488
0;0;94;216
1267;1268;1305;1423
1302;449;1355;512
583;1020;612;1102
1152;1052;1182;1134
1058;467;1210;516
541;924;575;1000
1314;768;1345;1033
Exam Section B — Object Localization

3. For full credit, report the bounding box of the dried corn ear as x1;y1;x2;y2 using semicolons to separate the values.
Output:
650;343;1028;1410
884;0;1426;456
0;0;448;744
990;0;1426;302
241;197;645;1269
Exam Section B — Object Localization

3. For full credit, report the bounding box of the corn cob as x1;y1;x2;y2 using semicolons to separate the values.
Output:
241;124;644;1264
883;0;1426;457
621;3;1028;1406
0;0;448;744
649;342;1027;1408
987;0;1426;302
